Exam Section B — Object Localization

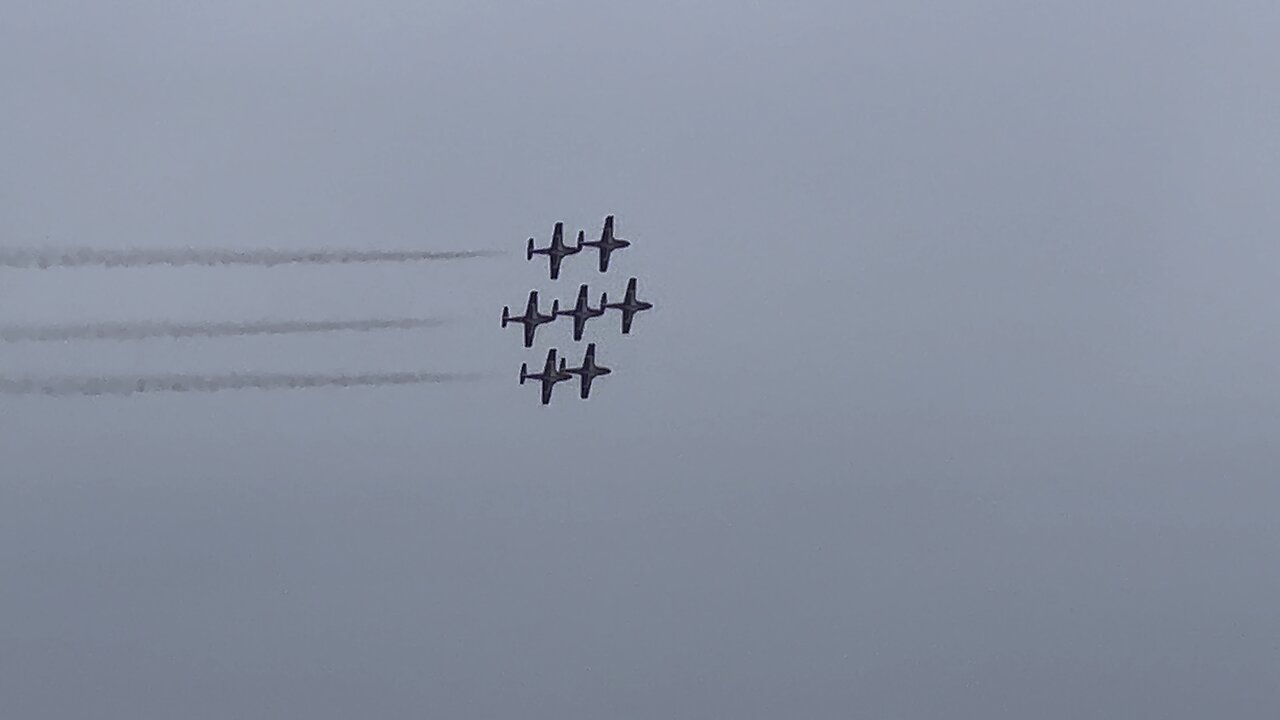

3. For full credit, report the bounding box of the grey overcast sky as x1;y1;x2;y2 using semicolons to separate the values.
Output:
2;1;1279;717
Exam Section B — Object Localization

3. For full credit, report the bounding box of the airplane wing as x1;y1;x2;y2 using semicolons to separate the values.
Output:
580;375;593;399
621;311;634;335
524;323;536;348
541;381;554;405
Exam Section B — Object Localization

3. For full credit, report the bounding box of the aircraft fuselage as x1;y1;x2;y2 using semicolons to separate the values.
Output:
527;223;581;280
604;278;653;334
564;343;612;399
503;291;558;347
581;215;631;272
558;285;607;341
521;348;572;404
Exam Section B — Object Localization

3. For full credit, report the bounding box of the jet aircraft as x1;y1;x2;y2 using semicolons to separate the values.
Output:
579;215;631;272
526;221;581;280
563;343;611;400
603;277;653;334
520;348;572;405
502;290;559;348
556;284;607;341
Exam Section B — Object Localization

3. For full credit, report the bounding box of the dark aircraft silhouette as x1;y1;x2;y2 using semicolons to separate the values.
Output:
579;215;630;272
520;348;572;405
556;283;607;341
603;277;653;334
502;290;559;348
563;343;611;400
526;222;581;280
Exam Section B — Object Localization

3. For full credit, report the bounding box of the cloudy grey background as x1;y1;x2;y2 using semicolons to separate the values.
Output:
2;1;1278;717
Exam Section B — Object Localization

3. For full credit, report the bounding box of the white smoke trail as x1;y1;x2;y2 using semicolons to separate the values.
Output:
0;247;501;269
0;371;485;397
0;317;447;342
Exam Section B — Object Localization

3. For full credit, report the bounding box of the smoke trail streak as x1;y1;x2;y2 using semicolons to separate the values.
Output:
0;317;447;342
0;371;485;397
0;247;501;269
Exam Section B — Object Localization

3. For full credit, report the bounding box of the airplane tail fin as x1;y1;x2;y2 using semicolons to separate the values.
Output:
551;299;560;315
559;357;567;372
519;363;528;383
526;237;534;261
501;306;510;327
599;292;608;307
576;230;585;250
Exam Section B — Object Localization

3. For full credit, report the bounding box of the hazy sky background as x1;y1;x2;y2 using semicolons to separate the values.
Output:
2;1;1278;717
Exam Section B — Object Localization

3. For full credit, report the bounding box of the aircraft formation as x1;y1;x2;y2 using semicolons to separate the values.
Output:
504;215;653;405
